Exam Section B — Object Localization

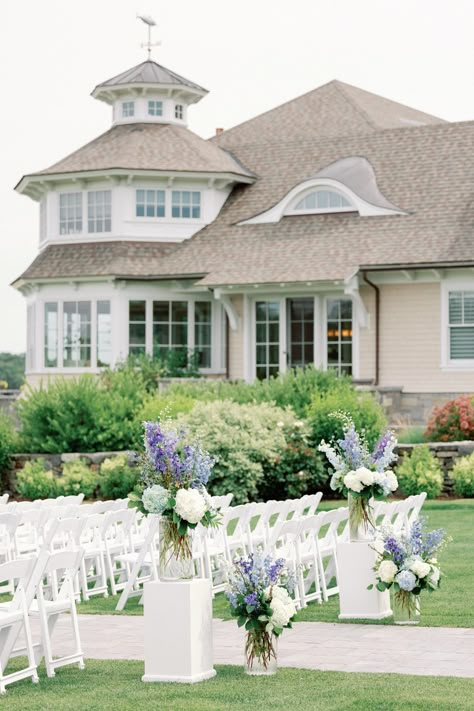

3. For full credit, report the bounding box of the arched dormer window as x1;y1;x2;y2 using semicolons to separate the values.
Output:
291;188;353;214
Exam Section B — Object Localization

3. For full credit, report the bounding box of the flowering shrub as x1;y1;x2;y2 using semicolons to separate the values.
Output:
58;459;98;498
225;551;297;671
0;412;16;476
99;454;137;499
424;395;474;442
15;459;58;499
451;452;474;497
395;445;444;498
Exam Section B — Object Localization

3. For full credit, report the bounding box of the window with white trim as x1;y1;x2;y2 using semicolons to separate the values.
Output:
97;301;112;366
175;104;183;120
148;100;163;116
153;301;188;358
44;301;111;369
129;301;146;356
63;301;91;367
449;291;474;360
27;304;36;371
195;302;212;368
136;189;165;218
171;191;201;219
327;299;353;375
293;189;353;213
59;192;82;235
88;190;111;233
44;303;58;368
255;301;280;380
122;101;135;117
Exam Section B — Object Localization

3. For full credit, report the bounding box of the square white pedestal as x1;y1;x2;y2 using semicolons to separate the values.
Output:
337;541;392;620
142;579;216;683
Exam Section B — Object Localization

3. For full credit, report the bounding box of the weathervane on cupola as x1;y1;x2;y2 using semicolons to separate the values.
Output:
137;14;161;58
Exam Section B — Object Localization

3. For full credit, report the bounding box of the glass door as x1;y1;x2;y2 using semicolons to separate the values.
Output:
287;298;314;368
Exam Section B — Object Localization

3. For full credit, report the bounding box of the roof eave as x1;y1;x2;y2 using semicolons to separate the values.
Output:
91;83;208;105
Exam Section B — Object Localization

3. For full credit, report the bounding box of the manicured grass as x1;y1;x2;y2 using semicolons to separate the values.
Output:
4;660;474;711
78;500;474;628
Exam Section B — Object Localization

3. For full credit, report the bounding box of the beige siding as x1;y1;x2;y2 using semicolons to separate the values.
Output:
227;294;244;380
358;286;376;381
379;282;474;393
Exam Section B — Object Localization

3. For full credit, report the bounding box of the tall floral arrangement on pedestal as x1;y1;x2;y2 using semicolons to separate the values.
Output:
130;421;221;578
318;413;398;539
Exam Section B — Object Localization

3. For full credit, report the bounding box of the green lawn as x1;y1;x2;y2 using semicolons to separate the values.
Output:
78;499;474;628
3;660;474;711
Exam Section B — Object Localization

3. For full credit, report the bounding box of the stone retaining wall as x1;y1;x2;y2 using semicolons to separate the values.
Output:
394;441;474;495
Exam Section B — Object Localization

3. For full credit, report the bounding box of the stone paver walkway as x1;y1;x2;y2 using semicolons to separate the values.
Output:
41;615;474;678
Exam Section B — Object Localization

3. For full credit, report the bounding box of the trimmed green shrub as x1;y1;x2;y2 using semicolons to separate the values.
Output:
451;452;474;497
15;459;58;499
0;412;16;475
58;459;98;498
424;395;474;442
137;392;196;425
306;388;387;451
177;401;301;503
99;454;137;499
395;445;444;498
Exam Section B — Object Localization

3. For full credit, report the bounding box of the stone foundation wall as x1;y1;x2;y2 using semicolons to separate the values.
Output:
368;387;471;425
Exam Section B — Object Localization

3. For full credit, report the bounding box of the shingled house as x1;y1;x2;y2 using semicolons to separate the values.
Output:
13;59;474;419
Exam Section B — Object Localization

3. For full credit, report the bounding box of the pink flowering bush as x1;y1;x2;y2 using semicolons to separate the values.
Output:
424;395;474;442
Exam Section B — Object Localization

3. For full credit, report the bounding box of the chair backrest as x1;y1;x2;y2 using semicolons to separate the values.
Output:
16;500;42;511
299;492;323;517
211;493;233;509
405;492;427;528
0;556;36;606
46;516;85;550
43;548;84;578
40;497;65;509
0;493;9;505
268;517;303;552
62;494;85;506
0;512;22;535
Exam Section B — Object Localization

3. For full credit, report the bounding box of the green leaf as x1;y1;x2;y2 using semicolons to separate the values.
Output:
367;584;374;590
237;617;247;628
376;582;387;592
246;605;255;614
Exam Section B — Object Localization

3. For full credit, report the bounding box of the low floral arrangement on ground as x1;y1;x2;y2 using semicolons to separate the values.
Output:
225;551;297;672
369;519;450;618
129;421;221;562
318;413;398;532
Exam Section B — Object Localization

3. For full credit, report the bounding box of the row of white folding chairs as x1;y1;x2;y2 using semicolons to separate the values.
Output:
1;494;85;512
0;544;85;694
372;493;427;533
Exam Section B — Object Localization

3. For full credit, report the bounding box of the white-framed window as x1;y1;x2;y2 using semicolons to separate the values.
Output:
136;189;166;218
63;301;92;367
195;302;212;368
97;301;112;367
148;100;163;116
88;190;112;233
292;189;353;214
40;199;47;243
448;290;474;361
59;192;82;235
44;302;58;367
171;191;201;219
255;301;280;380
129;301;147;356
122;101;135;117
327;299;353;375
27;303;36;371
153;300;188;358
175;104;183;120
44;300;111;369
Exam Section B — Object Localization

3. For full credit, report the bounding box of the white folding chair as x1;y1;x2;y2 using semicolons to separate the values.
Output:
0;513;21;569
267;517;305;609
0;494;8;506
102;510;134;595
0;557;39;694
299;492;323;517
115;514;160;611
405;493;427;529
313;508;348;602
210;493;233;509
80;513;110;600
222;503;256;562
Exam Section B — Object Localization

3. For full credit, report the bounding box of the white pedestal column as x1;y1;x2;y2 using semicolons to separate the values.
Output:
337;542;392;620
142;579;216;683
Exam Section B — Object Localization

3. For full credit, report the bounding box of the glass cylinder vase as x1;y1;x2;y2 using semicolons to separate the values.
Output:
244;629;278;676
392;590;420;625
158;517;194;581
348;493;375;542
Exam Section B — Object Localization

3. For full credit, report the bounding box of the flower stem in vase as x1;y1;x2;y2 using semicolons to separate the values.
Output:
348;493;374;542
159;517;194;581
392;590;420;625
245;629;277;676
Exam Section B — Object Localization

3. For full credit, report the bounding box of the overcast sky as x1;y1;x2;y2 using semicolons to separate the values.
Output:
1;0;473;354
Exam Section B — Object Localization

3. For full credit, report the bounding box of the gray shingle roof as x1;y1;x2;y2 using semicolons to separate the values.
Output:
22;123;253;179
93;60;207;94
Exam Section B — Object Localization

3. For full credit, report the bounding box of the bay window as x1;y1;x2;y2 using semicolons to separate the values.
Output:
43;301;111;369
59;192;82;235
88;190;111;233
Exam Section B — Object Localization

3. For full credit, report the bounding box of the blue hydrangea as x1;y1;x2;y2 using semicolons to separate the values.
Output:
142;484;170;514
396;570;417;592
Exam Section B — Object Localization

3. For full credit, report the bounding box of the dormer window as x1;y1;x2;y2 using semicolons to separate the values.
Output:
148;100;163;116
59;193;82;235
172;191;200;219
136;189;165;218
122;101;135;118
292;189;353;214
175;104;183;120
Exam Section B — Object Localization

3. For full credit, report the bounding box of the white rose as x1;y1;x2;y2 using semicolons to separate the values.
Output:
344;472;364;493
386;471;398;492
377;560;398;583
174;488;207;524
410;559;431;579
355;467;375;486
269;597;295;628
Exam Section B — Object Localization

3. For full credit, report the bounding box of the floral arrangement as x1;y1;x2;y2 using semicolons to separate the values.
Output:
318;413;398;532
370;519;449;618
130;421;221;565
225;551;297;672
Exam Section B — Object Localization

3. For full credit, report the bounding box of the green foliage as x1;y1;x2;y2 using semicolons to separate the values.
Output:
395;445;444;498
0;411;17;475
58;459;98;498
119;350;201;388
451;452;474;497
15;459;58;499
177;401;300;503
137;392;196;425
99;454;137;499
0;352;25;389
306;387;387;452
397;426;426;444
424;395;474;442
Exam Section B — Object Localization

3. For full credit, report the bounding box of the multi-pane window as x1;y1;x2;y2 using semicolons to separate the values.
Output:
327;299;353;375
175;104;183;119
63;302;91;367
59;193;82;235
288;298;314;367
88;191;111;233
44;303;58;368
294;190;352;212
136;189;165;218
122;101;135;117
129;301;146;356
171;191;201;219
195;302;212;368
449;291;474;360
148;100;163;116
256;301;280;380
97;301;112;366
27;304;36;371
153;301;188;358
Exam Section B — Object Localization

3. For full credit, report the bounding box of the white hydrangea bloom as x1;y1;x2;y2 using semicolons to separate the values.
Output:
355;467;375;486
377;560;398;583
429;565;440;587
385;471;399;492
175;488;207;524
269;597;295;628
344;472;364;493
410;559;431;579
